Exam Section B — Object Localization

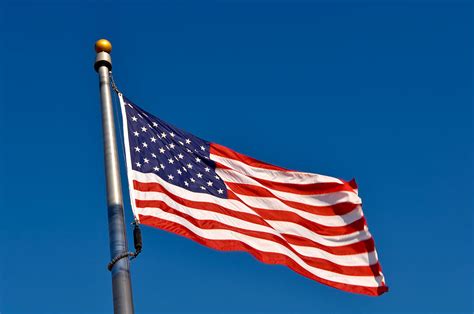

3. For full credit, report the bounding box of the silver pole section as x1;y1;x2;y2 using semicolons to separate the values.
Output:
94;39;135;314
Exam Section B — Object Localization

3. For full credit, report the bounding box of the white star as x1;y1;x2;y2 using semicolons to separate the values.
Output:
184;181;189;186
178;153;184;159
190;178;196;183
159;147;165;154
133;131;139;137
152;122;158;127
141;127;147;132
142;142;148;148
200;145;206;151
200;186;206;190
197;173;203;178
131;116;138;122
187;163;193;169
150;137;157;143
168;158;174;164
177;169;182;175
170;132;175;137
214;175;220;180
134;146;141;152
182;167;187;172
168;174;174;180
135;162;141;167
207;181;213;186
217;189;223;194
205;167;210;172
153;166;160;172
151;153;157;158
160;163;165;169
179;141;184;145
161;132;167;138
169;143;175;149
185;139;191;144
195;157;201;163
144;158;149;163
186;148;192;153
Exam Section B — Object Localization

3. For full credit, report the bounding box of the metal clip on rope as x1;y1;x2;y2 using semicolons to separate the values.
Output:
109;71;121;94
107;222;143;271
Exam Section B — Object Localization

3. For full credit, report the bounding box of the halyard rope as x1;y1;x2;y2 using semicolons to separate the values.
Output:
106;72;143;271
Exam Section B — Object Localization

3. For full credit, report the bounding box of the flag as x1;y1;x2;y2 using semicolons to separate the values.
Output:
119;94;388;296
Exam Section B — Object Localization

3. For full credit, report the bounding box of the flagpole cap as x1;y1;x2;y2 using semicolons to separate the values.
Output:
94;39;112;72
95;39;112;53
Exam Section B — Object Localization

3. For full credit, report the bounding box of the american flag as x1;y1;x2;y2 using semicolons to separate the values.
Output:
119;95;387;296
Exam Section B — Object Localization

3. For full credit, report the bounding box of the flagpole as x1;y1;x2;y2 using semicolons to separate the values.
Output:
94;39;135;314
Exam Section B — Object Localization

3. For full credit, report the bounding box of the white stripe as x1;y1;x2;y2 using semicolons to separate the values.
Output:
218;168;361;206
211;154;344;185
141;209;384;288
131;170;371;248
134;197;376;267
290;244;379;266
265;220;372;247
229;192;364;228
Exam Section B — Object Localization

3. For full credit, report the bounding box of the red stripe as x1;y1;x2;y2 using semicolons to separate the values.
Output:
241;174;356;195
223;182;358;216
139;214;388;296
280;198;358;216
134;180;365;237
348;178;358;190
211;143;289;171
284;233;376;256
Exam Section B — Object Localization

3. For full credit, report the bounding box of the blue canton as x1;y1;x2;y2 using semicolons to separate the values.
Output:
123;97;227;198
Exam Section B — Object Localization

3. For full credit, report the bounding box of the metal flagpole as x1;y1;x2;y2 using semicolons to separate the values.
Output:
94;39;135;314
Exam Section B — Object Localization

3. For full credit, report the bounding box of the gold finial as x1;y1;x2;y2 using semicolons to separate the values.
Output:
95;39;112;53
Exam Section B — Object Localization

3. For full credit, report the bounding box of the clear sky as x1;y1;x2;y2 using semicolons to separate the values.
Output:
0;0;472;313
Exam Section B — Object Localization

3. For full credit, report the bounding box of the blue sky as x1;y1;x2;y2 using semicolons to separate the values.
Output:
0;0;472;313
